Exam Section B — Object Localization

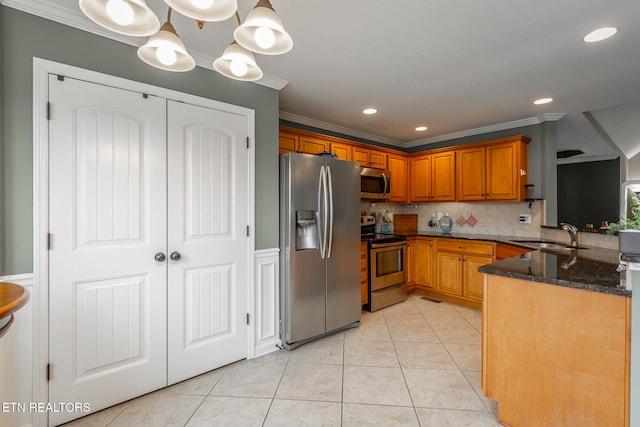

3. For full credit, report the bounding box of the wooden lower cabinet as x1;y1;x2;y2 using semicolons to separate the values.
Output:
483;274;630;427
495;242;532;260
415;238;494;309
405;237;416;292
360;241;368;305
414;237;434;291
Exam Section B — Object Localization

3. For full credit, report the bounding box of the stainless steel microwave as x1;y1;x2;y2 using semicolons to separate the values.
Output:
361;167;391;199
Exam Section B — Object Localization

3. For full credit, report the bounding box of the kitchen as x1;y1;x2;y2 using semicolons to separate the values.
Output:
1;1;640;426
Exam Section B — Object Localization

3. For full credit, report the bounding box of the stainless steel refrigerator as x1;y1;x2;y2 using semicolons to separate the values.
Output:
280;152;361;349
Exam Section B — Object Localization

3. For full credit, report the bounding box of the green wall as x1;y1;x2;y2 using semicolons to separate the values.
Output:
0;6;280;275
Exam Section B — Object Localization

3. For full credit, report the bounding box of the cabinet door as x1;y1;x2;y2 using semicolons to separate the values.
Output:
353;147;370;167
457;146;486;201
415;239;434;289
431;151;456;201
361;241;368;305
406;238;415;290
410;154;432;201
464;254;493;301
279;130;299;155
331;142;352;160
299;135;329;154
387;153;408;202
369;149;387;169
486;142;518;201
436;251;463;296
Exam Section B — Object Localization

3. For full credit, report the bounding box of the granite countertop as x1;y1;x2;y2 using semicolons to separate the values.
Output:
391;230;629;297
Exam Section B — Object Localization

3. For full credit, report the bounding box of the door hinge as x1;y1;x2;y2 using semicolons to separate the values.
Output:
47;233;52;250
47;102;51;120
143;93;148;99
246;313;250;325
246;225;250;237
47;363;51;381
57;75;64;82
246;137;250;149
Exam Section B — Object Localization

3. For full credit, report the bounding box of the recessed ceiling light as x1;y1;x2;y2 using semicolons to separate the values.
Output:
533;97;553;105
415;126;428;131
583;26;618;43
362;108;377;115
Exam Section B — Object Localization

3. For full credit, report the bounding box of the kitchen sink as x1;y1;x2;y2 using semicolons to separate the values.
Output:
510;240;589;250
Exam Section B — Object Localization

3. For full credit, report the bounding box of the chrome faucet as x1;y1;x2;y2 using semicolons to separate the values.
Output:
560;223;579;247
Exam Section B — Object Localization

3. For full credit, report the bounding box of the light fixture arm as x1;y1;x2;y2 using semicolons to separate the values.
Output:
255;0;275;11
235;11;242;26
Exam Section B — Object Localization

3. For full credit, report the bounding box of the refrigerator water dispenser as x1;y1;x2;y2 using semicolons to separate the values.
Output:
296;210;319;250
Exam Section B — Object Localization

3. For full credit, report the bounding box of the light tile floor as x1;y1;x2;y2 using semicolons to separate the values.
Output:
62;295;500;426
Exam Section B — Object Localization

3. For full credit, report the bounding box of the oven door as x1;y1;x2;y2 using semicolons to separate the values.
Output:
369;241;407;291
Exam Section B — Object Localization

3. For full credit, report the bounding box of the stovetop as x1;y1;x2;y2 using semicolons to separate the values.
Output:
361;233;407;244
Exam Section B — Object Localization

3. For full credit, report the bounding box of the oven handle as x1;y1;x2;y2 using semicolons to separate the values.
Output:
370;241;407;249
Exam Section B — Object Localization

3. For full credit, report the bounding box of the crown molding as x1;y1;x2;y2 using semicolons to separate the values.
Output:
280;111;568;149
279;112;403;146
404;113;567;147
556;153;620;165
1;0;288;90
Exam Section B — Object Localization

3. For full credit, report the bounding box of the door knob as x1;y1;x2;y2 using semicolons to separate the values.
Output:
154;252;166;262
170;251;182;261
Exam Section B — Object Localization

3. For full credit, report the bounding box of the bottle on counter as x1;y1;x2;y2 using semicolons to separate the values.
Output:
439;212;453;232
428;212;437;228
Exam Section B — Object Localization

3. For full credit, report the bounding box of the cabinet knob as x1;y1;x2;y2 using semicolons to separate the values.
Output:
154;252;166;262
170;251;182;261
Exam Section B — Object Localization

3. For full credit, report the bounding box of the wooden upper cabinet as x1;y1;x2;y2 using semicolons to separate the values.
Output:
457;135;530;202
354;147;387;169
486;141;527;201
410;151;455;202
369;150;387;169
432;151;456;201
299;135;330;155
387;153;408;202
279;130;300;155
330;142;352;160
457;145;486;201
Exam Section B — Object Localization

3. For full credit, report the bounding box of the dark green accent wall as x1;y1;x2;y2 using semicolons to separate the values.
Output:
0;6;280;275
558;158;620;228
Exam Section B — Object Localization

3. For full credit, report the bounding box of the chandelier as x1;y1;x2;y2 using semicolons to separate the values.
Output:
78;0;293;81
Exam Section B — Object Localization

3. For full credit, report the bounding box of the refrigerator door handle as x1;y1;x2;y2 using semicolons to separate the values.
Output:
326;165;334;258
317;165;326;259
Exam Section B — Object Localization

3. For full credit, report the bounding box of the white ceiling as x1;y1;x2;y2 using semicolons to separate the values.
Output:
6;0;640;161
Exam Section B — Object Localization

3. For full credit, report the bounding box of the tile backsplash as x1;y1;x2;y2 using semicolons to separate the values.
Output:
361;200;619;250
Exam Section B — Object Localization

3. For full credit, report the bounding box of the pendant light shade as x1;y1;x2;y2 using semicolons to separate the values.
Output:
79;0;160;36
163;0;238;22
137;21;196;72
234;0;293;55
213;42;263;81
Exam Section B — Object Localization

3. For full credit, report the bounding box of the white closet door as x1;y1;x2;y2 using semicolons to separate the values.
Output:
166;100;248;384
48;76;168;426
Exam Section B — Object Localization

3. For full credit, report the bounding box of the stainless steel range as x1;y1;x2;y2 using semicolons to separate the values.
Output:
361;218;408;311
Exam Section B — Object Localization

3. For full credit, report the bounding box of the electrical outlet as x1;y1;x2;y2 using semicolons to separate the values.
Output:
437;212;443;220
519;213;532;224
